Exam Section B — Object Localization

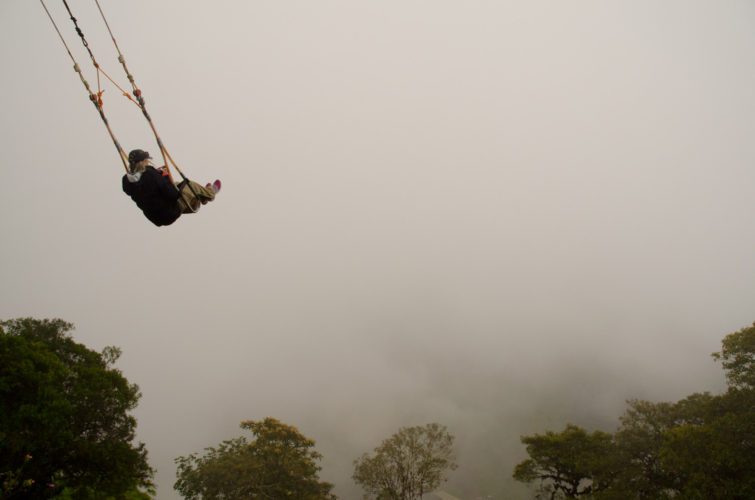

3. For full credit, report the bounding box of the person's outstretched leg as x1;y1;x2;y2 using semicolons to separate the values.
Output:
177;180;216;213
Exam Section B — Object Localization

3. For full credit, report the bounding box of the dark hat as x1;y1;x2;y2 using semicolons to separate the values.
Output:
128;149;151;164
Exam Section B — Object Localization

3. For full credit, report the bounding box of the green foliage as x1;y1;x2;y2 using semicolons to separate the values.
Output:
513;323;755;499
610;394;714;498
0;318;153;499
513;425;618;498
353;423;457;500
0;454;37;498
660;390;755;499
712;322;755;390
174;417;336;499
49;485;153;500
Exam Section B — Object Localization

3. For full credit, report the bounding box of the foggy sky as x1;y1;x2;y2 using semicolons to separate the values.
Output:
2;1;754;498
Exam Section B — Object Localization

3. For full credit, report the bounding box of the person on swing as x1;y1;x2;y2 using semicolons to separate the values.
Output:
122;149;221;226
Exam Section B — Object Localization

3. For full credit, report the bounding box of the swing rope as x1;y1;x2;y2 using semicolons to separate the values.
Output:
92;0;191;183
39;0;129;171
90;0;201;207
41;0;202;211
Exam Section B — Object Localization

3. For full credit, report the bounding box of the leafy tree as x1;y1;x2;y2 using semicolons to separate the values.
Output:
607;324;755;499
174;417;336;499
514;322;755;499
660;406;755;499
653;326;755;500
352;423;457;500
513;424;618;499
712;322;755;389
0;318;153;499
655;323;755;499
609;394;715;498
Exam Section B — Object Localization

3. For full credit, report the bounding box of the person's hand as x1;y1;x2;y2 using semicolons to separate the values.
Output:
158;166;169;176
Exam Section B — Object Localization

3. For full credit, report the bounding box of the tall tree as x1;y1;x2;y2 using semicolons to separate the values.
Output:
712;322;755;390
660;401;755;500
513;425;618;499
513;322;755;499
353;423;457;500
174;417;336;499
610;394;714;498
657;324;755;499
0;318;153;499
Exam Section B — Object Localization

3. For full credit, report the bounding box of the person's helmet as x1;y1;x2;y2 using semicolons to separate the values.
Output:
128;149;151;164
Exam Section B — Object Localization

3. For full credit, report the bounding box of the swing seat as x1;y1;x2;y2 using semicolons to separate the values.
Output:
176;180;201;214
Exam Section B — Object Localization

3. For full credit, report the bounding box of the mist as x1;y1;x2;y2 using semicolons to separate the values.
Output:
2;1;753;498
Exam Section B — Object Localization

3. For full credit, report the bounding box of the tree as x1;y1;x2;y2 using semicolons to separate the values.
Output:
653;325;755;500
174;417;336;499
352;423;457;500
513;424;618;499
712;322;755;390
513;322;755;500
660;405;755;499
0;318;153;499
601;394;716;499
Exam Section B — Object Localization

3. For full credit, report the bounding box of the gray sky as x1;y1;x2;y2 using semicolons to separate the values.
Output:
2;1;754;498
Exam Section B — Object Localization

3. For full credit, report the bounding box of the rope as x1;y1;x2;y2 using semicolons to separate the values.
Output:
39;0;129;171
95;65;141;109
41;0;200;211
92;0;201;211
61;0;97;67
94;0;135;90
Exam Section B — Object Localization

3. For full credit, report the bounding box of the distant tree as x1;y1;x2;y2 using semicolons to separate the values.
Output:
660;402;755;499
513;322;755;500
353;423;457;500
609;394;714;498
0;318;153;499
513;424;618;498
654;325;755;499
712;322;755;390
174;417;336;499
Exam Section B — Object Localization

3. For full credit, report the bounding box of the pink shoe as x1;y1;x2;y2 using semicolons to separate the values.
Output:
212;180;221;194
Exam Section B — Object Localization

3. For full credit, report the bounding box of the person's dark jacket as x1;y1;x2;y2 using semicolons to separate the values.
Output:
122;166;181;226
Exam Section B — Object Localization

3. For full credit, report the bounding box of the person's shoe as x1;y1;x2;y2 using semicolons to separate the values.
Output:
201;183;212;204
212;180;222;194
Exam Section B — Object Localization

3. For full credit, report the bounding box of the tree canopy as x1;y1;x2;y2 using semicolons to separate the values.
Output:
512;323;755;499
353;423;457;500
174;417;336;499
712;322;755;390
513;425;617;498
0;318;153;499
